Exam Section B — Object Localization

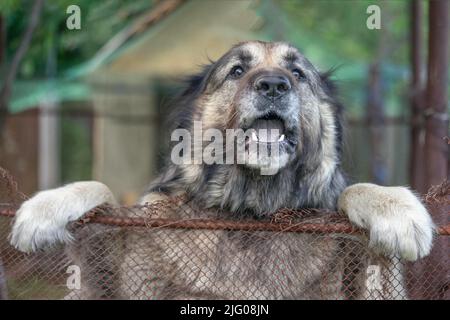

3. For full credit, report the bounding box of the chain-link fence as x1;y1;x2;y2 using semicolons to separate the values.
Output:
0;167;448;300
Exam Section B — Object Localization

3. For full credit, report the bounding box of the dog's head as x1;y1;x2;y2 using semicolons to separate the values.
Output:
171;41;342;176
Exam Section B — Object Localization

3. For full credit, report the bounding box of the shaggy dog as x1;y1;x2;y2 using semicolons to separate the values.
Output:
10;41;434;299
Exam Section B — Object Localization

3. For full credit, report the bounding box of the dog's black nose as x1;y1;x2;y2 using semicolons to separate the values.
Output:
254;75;291;98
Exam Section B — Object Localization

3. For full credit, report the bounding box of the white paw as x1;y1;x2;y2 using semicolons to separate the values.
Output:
10;181;115;252
338;184;435;261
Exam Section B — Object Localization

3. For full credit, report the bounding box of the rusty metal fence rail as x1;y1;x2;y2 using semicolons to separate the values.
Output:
0;167;448;300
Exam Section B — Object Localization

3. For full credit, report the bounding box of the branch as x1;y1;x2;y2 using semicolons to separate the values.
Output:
0;0;44;129
89;0;185;71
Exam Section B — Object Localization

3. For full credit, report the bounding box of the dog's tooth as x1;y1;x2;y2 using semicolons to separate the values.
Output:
251;131;258;141
278;134;285;142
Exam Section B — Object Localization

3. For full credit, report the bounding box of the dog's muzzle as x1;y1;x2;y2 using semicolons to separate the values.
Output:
253;73;292;100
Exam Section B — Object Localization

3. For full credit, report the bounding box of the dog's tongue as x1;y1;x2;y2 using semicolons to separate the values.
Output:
251;119;284;143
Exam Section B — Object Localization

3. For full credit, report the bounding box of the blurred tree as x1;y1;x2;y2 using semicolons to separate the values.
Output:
366;1;393;186
367;61;387;185
0;0;43;129
409;0;426;193
424;0;449;188
0;15;5;65
276;0;408;63
2;0;416;118
0;0;156;79
408;1;449;300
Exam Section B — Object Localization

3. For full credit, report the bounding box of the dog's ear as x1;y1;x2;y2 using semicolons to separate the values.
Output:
320;68;338;96
168;63;215;131
180;63;215;97
320;67;345;159
319;67;344;113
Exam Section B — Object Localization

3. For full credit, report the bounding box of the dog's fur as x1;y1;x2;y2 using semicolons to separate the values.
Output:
10;41;434;299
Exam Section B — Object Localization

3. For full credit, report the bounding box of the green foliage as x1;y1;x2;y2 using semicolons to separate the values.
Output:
3;0;440;117
0;0;22;14
2;0;155;79
275;0;410;64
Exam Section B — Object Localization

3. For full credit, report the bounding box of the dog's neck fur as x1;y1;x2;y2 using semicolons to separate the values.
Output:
177;160;347;217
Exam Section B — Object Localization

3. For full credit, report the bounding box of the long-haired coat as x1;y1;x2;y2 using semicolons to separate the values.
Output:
10;41;434;299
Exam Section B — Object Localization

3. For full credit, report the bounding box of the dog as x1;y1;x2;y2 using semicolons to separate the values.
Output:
9;41;434;299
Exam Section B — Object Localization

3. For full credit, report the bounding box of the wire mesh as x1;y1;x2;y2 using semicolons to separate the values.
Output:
0;169;448;300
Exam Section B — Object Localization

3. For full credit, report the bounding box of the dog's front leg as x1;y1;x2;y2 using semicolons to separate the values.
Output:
338;183;435;261
9;181;117;252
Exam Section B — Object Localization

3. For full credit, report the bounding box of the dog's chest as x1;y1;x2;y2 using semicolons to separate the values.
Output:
165;230;346;299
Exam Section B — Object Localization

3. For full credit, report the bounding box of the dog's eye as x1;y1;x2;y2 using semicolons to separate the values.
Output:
292;69;306;80
230;66;244;78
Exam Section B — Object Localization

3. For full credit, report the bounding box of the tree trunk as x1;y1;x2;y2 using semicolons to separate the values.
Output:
0;0;44;130
407;0;449;300
0;15;5;66
367;2;389;186
367;62;387;185
424;0;449;188
409;0;426;193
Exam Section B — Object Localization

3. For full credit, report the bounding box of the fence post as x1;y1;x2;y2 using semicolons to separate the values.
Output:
424;0;449;187
409;0;425;193
407;1;449;299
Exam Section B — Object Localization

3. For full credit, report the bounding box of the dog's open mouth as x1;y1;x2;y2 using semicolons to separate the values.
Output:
245;113;287;144
250;119;285;143
239;112;295;173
